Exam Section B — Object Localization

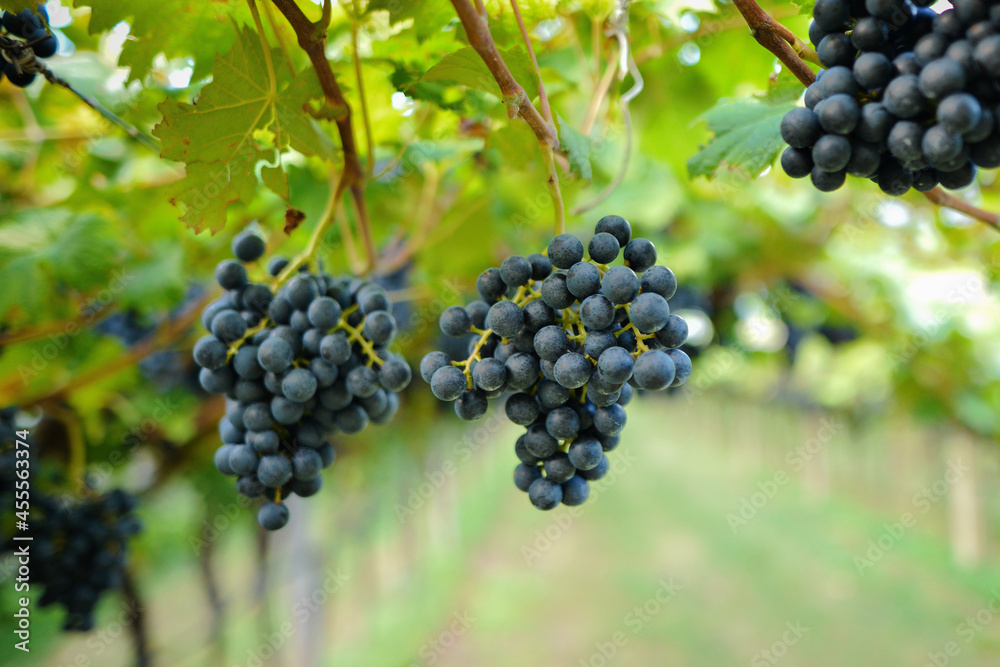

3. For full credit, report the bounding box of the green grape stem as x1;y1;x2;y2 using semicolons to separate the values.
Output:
328;304;386;368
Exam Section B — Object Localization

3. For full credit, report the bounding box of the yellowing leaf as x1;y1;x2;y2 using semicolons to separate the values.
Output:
153;22;334;234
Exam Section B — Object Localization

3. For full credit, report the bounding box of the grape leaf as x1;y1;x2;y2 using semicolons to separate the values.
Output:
557;114;592;180
792;0;817;16
153;22;335;234
0;210;120;323
73;0;242;82
366;0;455;40
1;1;38;13
421;46;540;102
687;86;799;180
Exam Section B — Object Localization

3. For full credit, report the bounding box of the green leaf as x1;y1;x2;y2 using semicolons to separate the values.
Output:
152;22;334;234
261;165;289;200
421;46;539;103
557;114;592;180
490;121;538;172
765;77;809;105
0;210;120;323
792;0;817;16
687;89;798;180
73;0;243;82
1;1;39;14
366;0;454;40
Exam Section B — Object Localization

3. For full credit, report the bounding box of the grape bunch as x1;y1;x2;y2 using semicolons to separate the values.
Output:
15;489;141;631
0;5;57;88
420;216;692;511
196;232;412;530
781;0;1000;195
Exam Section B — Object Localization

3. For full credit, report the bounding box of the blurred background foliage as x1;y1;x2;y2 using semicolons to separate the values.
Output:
1;0;1000;665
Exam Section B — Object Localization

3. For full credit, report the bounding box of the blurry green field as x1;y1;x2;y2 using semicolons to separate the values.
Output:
8;396;1000;667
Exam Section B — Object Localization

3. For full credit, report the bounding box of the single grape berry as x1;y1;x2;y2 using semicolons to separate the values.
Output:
601;266;640;304
594;215;632;247
918;58;966;99
812;134;852;173
258;502;290;530
194;336;228;370
883;75;927;119
430;365;467;401
580;294;616;330
486;300;524;338
500;255;533;287
528;478;563;510
568;436;604;471
455;390;489;420
781;147;814;179
629;292;670;334
937;93;982;135
781;108;822;149
816;94;860;134
623;239;657;273
215;260;248;290
561;476;591;506
232;232;266;263
514;464;542;492
307;297;342;330
547;234;585;269
553;353;593;389
588;232;620;264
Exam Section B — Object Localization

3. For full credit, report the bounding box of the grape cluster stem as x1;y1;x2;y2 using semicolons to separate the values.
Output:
450;257;654;390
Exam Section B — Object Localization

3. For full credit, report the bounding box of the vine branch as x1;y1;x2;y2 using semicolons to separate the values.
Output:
730;0;816;87
450;0;564;233
122;568;151;667
0;292;211;407
922;187;1000;231
732;0;1000;232
0;302;113;346
449;0;557;147
349;0;376;177
509;0;552;125
270;0;377;270
0;33;160;153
